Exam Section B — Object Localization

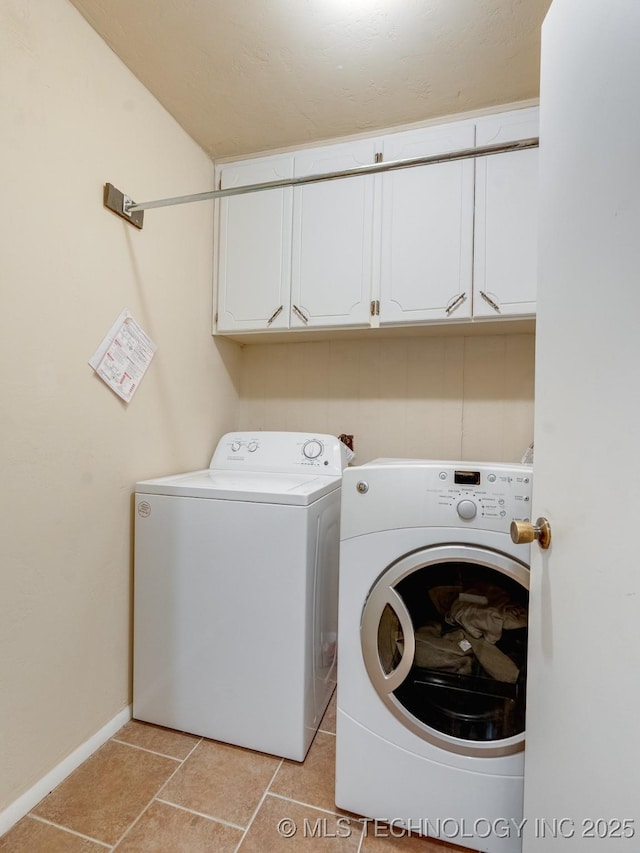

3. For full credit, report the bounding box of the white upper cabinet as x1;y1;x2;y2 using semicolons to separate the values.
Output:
291;141;377;328
473;107;539;318
213;105;539;336
378;121;476;325
216;155;293;332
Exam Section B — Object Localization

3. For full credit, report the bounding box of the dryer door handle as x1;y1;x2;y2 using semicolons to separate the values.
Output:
361;586;415;695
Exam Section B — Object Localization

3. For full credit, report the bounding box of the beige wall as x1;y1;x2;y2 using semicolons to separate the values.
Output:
239;333;535;463
0;0;241;813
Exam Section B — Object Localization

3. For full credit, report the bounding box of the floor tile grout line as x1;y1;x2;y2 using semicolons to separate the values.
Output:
233;758;284;852
154;735;203;787
258;792;366;848
110;738;186;762
108;734;204;850
26;813;113;849
108;791;159;851
266;790;366;824
154;797;245;831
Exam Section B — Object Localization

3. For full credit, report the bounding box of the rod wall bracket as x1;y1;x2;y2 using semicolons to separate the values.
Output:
103;183;144;230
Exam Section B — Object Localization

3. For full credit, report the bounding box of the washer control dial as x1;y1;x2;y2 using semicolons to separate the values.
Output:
231;441;241;452
457;499;477;520
247;441;258;452
303;439;323;460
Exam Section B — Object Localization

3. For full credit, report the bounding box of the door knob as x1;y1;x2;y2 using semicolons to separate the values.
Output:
510;517;552;549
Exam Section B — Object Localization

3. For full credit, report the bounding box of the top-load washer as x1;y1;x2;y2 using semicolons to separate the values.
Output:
133;431;348;761
335;459;533;853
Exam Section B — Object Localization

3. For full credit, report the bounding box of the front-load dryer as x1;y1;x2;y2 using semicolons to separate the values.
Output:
335;459;532;853
133;431;347;761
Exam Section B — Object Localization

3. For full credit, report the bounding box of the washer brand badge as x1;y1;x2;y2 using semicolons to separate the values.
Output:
138;500;152;518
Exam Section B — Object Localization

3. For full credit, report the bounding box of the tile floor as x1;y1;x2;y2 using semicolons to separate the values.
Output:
0;693;476;852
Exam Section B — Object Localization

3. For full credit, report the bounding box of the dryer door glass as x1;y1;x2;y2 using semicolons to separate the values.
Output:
361;544;529;757
377;604;404;675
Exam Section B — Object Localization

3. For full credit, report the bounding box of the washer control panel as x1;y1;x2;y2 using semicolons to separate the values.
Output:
209;431;348;475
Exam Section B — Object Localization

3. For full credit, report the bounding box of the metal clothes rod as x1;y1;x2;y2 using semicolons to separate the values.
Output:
124;137;539;214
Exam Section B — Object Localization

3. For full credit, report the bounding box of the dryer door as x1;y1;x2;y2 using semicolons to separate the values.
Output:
361;544;529;758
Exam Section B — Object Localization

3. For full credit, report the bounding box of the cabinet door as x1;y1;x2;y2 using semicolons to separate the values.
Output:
291;141;377;328
473;108;539;318
216;156;293;332
379;122;475;325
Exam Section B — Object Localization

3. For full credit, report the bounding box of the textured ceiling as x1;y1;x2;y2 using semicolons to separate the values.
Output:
68;0;552;160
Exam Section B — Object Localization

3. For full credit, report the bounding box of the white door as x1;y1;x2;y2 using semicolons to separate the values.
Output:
378;122;475;324
216;156;293;332
524;1;640;849
291;141;376;328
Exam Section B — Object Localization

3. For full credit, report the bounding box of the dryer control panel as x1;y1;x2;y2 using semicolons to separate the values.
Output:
341;459;533;539
429;465;532;531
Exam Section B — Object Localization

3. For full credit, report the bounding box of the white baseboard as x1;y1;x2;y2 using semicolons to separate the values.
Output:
0;705;132;837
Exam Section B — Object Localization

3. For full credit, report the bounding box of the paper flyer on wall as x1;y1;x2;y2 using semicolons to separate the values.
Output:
89;309;156;403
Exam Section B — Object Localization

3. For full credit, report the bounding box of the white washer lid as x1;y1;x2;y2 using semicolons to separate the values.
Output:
135;468;341;506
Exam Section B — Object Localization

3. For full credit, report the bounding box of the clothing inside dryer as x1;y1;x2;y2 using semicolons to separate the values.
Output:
379;562;528;742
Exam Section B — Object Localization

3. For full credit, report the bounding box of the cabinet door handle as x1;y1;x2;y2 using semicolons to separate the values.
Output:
479;291;501;313
266;305;283;326
445;293;467;315
292;304;309;324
